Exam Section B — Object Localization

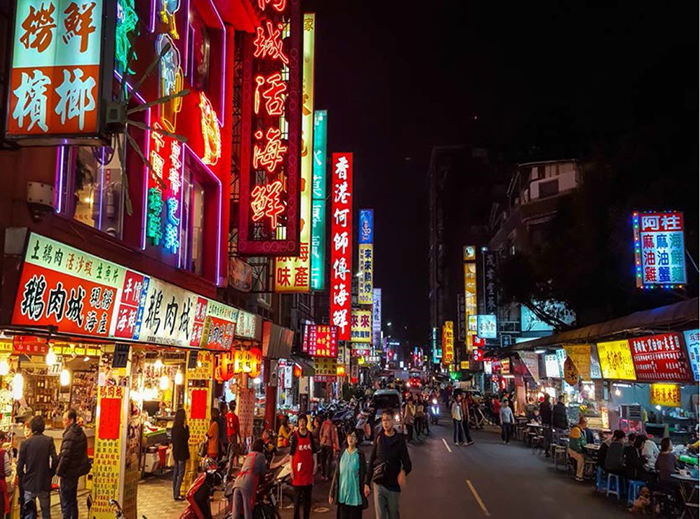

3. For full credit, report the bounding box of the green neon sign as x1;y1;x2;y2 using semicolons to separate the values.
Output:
310;110;327;290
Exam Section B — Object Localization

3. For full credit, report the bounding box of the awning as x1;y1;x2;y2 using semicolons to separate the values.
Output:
262;321;294;359
510;298;699;352
291;356;315;376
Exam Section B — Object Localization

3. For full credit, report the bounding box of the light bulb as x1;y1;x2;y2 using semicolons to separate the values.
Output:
154;358;163;370
253;377;262;385
160;375;169;390
0;359;9;376
60;369;70;386
175;371;183;385
12;373;23;400
46;347;57;366
83;356;90;362
615;389;621;397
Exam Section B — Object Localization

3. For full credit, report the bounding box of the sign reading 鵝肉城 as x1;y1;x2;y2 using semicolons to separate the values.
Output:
7;0;112;143
12;233;244;349
633;211;687;288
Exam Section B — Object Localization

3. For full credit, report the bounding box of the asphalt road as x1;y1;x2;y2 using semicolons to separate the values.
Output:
279;418;630;519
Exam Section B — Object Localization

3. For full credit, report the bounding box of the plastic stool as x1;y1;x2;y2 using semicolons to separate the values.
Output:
627;480;646;507
596;467;608;493
607;473;622;499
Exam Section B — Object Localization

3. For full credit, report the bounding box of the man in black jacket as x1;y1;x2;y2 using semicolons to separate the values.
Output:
57;409;90;519
366;409;412;519
552;396;569;444
17;416;58;519
539;394;553;457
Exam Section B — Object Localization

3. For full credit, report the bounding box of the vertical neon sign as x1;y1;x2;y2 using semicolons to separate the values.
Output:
330;153;352;340
310;109;327;290
357;209;373;304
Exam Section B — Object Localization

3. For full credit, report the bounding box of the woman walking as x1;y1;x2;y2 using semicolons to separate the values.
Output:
171;409;189;500
329;430;367;519
207;409;221;459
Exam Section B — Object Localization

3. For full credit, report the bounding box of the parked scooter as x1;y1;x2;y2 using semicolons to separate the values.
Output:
180;458;224;519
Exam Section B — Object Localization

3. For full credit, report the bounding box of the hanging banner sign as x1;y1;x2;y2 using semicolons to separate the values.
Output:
683;329;699;382
629;332;693;382
649;383;681;408
372;288;382;348
563;344;591;379
442;321;454;365
351;310;372;343
563;357;579;385
330;153;353;340
310;110;327;290
597;340;637;381
633;211;687;288
358;209;374;305
302;325;338;358
7;0;111;144
12;233;242;349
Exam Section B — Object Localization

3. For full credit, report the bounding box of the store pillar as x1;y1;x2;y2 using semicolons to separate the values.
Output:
183;351;214;493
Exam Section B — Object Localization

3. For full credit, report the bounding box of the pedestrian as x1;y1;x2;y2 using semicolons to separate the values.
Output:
402;398;415;442
329;430;368;519
217;404;229;458
226;400;240;456
0;431;12;519
491;397;501;426
171;409;189;500
459;393;474;446
207;409;221;459
499;400;514;444
366;409;412;519
451;395;465;445
56;409;91;519
567;417;587;481
17;416;58;519
231;439;267;519
290;414;318;519
539;394;553;457
311;415;322;445
552;396;569;444
414;399;426;436
320;412;339;481
277;415;293;449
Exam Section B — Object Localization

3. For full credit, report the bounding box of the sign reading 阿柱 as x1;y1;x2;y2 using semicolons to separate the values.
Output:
633;211;687;288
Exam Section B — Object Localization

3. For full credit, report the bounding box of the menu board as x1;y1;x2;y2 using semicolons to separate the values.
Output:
629;333;693;382
302;325;338;358
597;340;636;381
650;383;681;408
13;233;239;349
313;357;337;376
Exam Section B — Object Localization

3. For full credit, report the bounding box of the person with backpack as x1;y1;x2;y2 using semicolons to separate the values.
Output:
290;414;318;519
366;409;412;519
57;409;91;519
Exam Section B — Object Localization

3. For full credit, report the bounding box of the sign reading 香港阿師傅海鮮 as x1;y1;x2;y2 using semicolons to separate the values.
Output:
7;0;112;144
330;153;353;340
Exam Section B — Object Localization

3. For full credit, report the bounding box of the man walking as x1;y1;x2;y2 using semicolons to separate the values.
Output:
366;409;412;519
451;395;466;445
539;394;553;457
57;409;90;519
17;416;58;519
460;393;475;446
319;413;339;481
290;414;318;519
500;400;515;444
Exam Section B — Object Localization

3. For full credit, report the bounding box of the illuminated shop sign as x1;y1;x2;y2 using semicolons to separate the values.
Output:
633;211;687;288
629;333;693;382
237;0;302;255
350;310;371;343
358;209;373;305
310;110;327;290
6;0;111;143
597;340;636;381
372;288;382;348
13;233;241;348
330;153;353;340
442;321;454;365
302;325;338;358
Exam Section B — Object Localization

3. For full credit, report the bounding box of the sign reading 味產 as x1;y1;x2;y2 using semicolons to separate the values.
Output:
7;0;113;143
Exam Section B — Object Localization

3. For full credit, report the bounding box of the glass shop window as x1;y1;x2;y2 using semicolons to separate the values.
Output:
180;166;205;276
61;135;126;239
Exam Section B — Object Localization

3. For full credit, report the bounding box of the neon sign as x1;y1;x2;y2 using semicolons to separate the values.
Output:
330;153;353;340
310;110;327;290
633;211;687;289
115;0;138;74
199;92;221;165
158;0;180;39
156;33;183;132
237;0;302;256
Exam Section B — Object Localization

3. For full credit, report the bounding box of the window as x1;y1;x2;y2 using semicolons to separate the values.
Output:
59;135;126;239
181;167;205;275
539;179;559;199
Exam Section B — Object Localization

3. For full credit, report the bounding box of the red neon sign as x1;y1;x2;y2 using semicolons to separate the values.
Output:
254;73;287;116
250;180;284;229
253;21;289;64
330;153;353;340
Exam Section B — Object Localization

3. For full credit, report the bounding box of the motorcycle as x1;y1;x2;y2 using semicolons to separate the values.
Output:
180;458;224;519
429;398;440;425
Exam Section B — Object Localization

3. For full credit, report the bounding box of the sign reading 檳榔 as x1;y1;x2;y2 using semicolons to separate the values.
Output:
7;0;110;142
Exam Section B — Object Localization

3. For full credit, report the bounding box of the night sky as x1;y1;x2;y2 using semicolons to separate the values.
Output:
305;0;697;346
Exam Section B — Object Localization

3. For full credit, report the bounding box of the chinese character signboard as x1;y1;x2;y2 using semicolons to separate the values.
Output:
683;329;699;382
442;321;454;365
237;0;302;255
544;354;560;378
358;209;374;305
350;310;371;343
563;344;591;379
633;211;687;288
597;340;637;381
13;233;240;348
274;12;314;291
629;333;693;382
483;252;498;314
477;314;497;339
302;325;338;358
313;356;337;376
330;153;353;340
310;110;327;290
650;383;681;408
463;246;477;350
372;288;382;348
457;294;466;343
7;0;113;144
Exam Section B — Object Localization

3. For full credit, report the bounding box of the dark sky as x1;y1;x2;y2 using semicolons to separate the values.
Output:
305;0;697;346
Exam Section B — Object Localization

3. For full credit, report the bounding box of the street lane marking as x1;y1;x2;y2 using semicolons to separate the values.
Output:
466;479;490;517
442;438;452;452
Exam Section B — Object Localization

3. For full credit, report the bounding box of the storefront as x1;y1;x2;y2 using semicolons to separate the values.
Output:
4;232;252;517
